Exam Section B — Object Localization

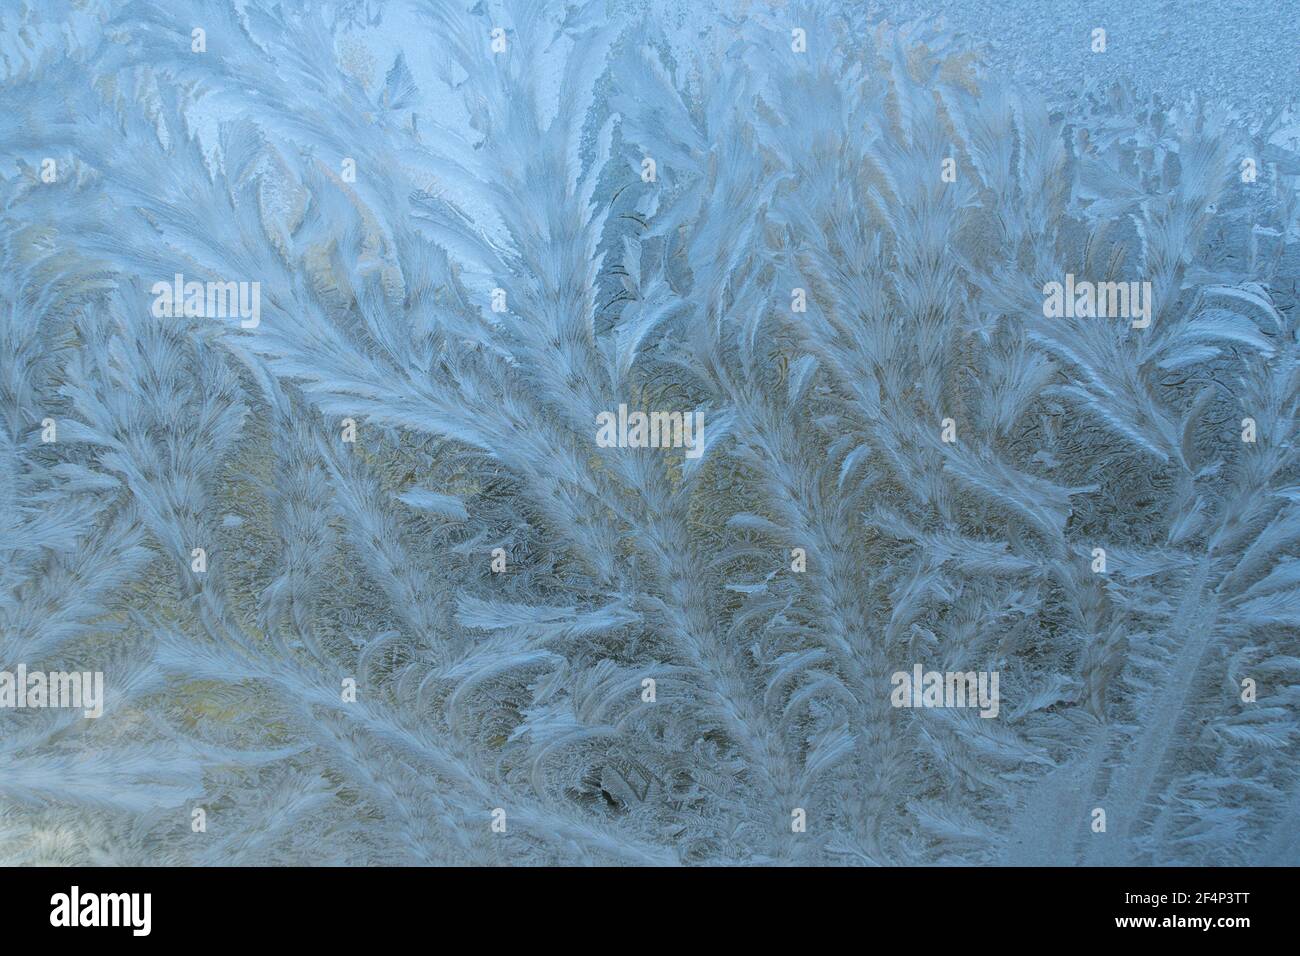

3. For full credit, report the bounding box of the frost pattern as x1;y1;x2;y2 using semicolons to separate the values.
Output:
1;1;1298;865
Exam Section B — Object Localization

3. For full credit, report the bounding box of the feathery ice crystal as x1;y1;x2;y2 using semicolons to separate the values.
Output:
1;0;1298;866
